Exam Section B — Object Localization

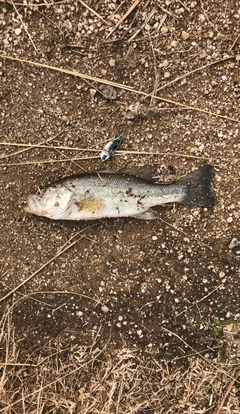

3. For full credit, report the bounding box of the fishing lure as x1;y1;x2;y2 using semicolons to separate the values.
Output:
100;135;123;161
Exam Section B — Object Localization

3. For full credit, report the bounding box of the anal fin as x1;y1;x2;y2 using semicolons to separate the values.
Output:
132;208;159;220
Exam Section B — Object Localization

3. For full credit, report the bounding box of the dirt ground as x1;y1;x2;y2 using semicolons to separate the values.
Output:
0;0;240;412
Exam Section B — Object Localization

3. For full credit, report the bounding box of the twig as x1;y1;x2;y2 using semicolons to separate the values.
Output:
0;54;239;122
228;34;240;52
178;0;190;13
147;29;159;105
10;0;37;51
0;129;66;160
176;285;223;317
154;55;238;93
79;0;109;25
127;7;156;42
1;141;238;160
161;327;240;385
2;0;66;7
157;4;179;20
105;0;141;39
157;217;212;250
215;374;239;414
0;156;99;166
0;235;85;303
200;0;232;41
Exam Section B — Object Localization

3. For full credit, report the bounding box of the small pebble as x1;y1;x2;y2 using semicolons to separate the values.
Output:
109;58;115;67
229;238;239;249
101;68;107;76
198;14;206;22
182;30;190;40
152;235;158;241
101;305;110;313
161;26;168;34
15;28;21;36
171;40;177;47
99;84;118;100
199;50;207;59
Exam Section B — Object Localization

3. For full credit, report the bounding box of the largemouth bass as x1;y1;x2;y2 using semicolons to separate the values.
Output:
25;164;216;220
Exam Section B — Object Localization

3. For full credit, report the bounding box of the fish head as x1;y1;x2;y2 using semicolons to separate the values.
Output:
25;185;74;219
100;149;110;161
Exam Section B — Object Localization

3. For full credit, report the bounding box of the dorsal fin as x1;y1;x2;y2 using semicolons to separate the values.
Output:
96;165;157;182
120;165;157;182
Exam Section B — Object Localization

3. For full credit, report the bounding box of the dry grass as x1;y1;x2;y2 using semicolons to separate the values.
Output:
1;305;239;414
0;54;239;123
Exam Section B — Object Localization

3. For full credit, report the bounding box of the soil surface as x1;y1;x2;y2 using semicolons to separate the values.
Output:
0;0;239;362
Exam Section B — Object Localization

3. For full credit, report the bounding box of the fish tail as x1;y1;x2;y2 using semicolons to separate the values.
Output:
177;164;216;207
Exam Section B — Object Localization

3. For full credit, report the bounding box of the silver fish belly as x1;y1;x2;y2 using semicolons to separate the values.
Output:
25;165;216;220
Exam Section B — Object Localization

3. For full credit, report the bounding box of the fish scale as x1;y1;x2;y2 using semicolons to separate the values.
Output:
25;165;216;220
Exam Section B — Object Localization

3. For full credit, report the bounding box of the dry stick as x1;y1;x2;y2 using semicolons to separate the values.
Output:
105;0;141;39
1;151;238;166
0;142;214;159
79;0;109;25
157;217;212;250
154;55;237;93
157;4;179;20
0;55;239;123
161;327;240;385
0;129;66;160
215;375;240;414
200;0;232;41
127;7;157;42
176;285;223;317
0;236;84;303
3;1;66;7
0;142;226;159
0;156;99;167
228;34;240;52
148;29;159;105
178;0;190;13
10;0;37;51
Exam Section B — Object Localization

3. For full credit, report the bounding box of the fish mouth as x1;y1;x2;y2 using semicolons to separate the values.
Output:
24;193;74;219
24;195;44;216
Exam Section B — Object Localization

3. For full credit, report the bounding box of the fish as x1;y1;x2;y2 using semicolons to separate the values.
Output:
100;135;123;161
24;164;216;221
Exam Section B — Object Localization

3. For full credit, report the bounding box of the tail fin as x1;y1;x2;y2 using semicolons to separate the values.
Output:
178;165;216;207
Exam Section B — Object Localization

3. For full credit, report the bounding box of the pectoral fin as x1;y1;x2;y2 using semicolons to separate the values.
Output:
132;208;159;220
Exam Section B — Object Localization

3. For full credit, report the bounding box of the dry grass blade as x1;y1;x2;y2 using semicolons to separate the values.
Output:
105;0;141;39
2;141;238;162
10;0;37;51
176;285;224;317
0;156;99;167
155;55;237;93
161;327;240;385
79;0;109;25
0;129;66;160
1;330;239;413
127;7;157;42
157;217;213;250
215;373;240;414
3;0;66;6
0;55;239;122
0;235;85;303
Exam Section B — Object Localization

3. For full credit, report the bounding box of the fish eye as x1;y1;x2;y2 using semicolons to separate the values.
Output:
37;187;45;196
101;153;109;161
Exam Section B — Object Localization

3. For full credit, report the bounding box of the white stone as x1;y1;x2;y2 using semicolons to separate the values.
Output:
15;28;21;36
